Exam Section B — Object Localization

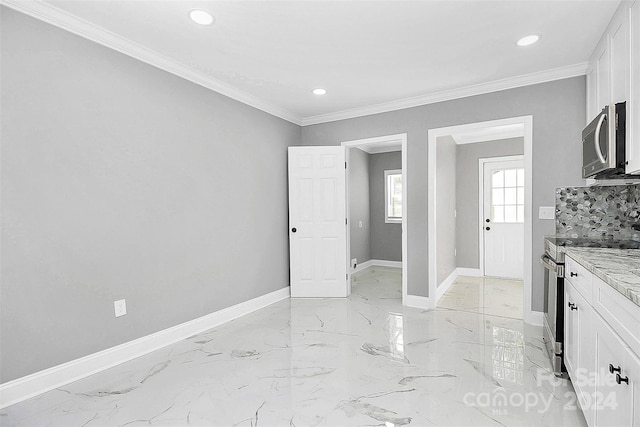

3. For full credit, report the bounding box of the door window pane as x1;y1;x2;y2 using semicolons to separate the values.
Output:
492;188;504;205
504;169;517;187
504;188;517;205
490;167;524;223
492;170;504;187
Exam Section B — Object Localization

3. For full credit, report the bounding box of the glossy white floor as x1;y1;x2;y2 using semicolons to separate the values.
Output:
438;276;524;320
2;267;587;426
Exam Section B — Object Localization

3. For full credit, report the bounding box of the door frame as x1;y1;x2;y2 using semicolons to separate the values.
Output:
427;116;537;325
478;155;525;278
341;133;407;303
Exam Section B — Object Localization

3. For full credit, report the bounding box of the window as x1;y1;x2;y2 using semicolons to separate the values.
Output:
491;168;524;223
385;169;402;223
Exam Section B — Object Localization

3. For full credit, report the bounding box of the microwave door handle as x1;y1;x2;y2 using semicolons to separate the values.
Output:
594;113;607;163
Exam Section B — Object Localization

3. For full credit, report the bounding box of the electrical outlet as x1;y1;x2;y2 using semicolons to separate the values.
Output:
359;221;363;228
114;299;127;317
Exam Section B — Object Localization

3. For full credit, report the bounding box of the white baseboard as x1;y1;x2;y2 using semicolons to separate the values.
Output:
436;267;482;301
525;310;544;327
352;259;402;273
353;259;374;273
370;259;402;268
403;295;432;310
436;269;459;300
0;287;290;409
456;267;482;277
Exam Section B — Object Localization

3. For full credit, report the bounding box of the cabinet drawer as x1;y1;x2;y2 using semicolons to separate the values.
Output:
566;256;593;302
594;275;640;358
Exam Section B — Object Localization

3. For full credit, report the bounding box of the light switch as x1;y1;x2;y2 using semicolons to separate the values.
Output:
538;206;556;220
359;221;363;228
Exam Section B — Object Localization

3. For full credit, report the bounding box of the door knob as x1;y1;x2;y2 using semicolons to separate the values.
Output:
291;227;297;233
485;227;490;231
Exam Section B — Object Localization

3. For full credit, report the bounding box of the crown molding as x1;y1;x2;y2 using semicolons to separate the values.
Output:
3;0;589;129
300;62;588;126
0;0;302;125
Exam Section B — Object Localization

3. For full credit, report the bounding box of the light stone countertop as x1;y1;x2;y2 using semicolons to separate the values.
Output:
561;247;640;308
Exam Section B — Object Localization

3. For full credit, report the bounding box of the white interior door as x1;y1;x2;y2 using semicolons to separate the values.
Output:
288;146;348;297
483;158;524;279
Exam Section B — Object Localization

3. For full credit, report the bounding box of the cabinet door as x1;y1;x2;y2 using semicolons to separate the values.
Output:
566;283;595;424
609;5;629;105
595;318;633;427
593;37;610;114
565;283;578;376
623;347;640;425
627;0;640;174
586;67;598;122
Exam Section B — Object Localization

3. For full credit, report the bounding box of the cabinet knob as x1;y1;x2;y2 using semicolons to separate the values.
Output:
568;302;578;311
609;364;621;374
570;272;578;277
616;374;629;385
291;227;297;233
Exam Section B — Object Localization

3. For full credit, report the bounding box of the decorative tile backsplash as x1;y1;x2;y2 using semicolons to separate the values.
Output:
555;184;640;241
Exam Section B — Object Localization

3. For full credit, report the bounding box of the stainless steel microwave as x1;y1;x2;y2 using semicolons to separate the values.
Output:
582;102;626;179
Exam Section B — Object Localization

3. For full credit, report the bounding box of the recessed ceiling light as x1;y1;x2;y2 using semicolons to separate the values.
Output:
517;34;540;47
189;9;214;26
312;88;327;95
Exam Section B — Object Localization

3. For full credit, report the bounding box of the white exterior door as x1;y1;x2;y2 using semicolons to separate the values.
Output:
288;146;348;297
483;158;524;279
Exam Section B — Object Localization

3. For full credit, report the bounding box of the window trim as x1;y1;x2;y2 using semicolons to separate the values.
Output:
384;169;402;224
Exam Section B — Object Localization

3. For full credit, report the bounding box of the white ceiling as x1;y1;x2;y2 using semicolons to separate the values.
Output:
13;0;621;125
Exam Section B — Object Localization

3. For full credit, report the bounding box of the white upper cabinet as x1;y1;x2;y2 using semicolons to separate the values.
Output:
609;6;629;105
628;0;640;173
586;1;639;174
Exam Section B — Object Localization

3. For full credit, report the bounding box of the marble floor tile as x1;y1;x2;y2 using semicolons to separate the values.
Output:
437;276;524;320
1;267;586;426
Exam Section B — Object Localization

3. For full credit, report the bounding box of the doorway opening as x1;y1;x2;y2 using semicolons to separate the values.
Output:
427;117;536;324
341;134;407;304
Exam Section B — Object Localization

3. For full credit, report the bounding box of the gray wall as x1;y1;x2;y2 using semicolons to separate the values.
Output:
348;148;371;266
369;152;402;262
0;8;299;382
301;77;586;308
456;138;525;269
436;136;457;285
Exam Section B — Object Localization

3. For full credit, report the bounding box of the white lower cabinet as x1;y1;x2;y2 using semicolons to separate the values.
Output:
565;281;596;426
594;318;639;426
564;255;640;427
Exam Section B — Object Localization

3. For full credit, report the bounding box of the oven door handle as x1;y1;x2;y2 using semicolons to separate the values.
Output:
540;254;556;271
540;254;564;277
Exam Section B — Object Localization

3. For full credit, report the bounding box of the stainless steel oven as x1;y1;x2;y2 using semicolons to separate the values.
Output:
541;239;566;377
